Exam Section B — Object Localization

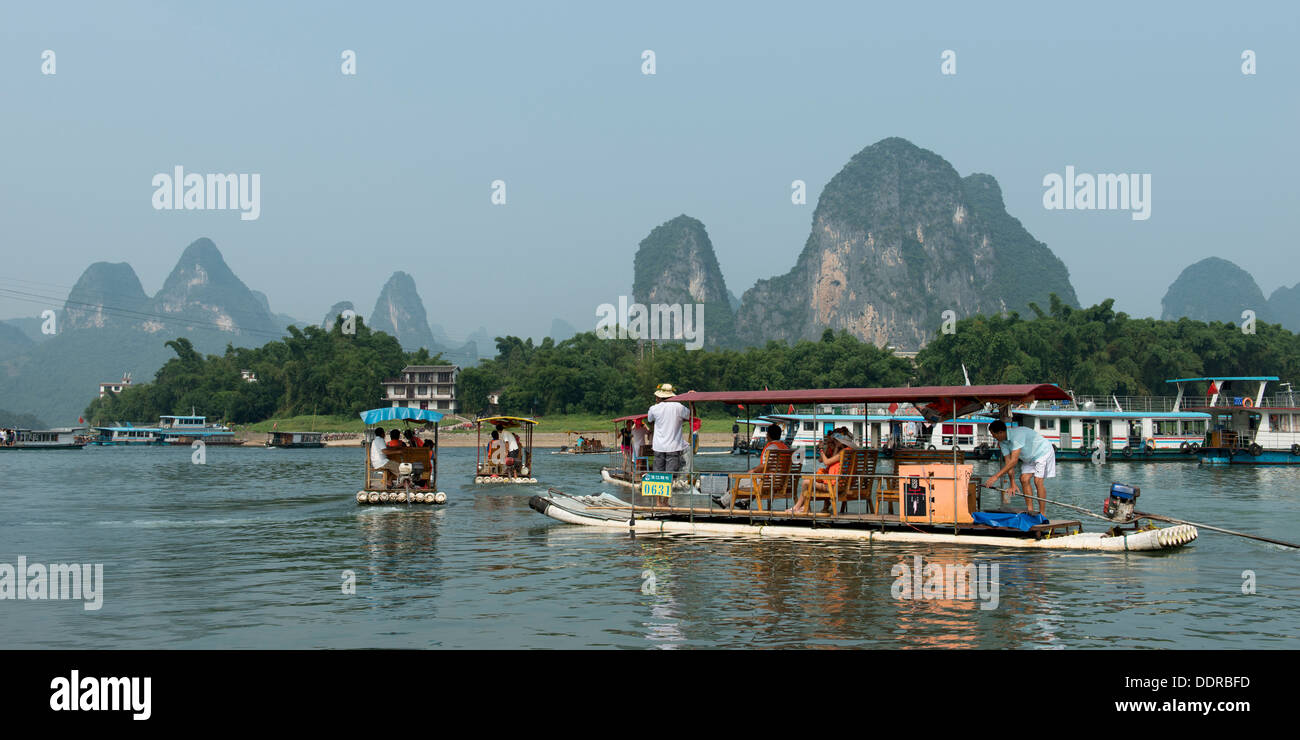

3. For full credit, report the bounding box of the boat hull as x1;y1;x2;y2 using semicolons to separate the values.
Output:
1198;446;1300;465
530;491;1197;552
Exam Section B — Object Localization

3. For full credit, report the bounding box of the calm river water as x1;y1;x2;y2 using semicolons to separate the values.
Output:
1;445;1296;648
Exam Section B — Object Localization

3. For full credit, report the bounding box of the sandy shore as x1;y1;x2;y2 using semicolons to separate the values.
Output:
240;432;738;448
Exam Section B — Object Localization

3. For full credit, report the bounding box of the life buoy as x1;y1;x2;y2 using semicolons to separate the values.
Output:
1243;397;1255;408
1179;441;1191;453
1143;438;1156;453
1292;444;1300;456
1249;443;1263;457
1190;442;1201;453
927;444;937;451
1122;445;1133;458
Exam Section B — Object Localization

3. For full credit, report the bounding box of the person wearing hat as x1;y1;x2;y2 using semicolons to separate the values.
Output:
646;383;692;473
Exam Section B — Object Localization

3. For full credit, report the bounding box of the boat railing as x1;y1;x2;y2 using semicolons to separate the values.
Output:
1201;394;1300;409
1058;395;1180;413
633;466;979;521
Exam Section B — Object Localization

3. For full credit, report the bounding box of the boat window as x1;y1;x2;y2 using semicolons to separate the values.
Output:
803;422;814;432
1038;418;1056;430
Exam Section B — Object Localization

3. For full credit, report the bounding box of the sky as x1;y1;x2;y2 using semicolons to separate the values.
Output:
2;1;1297;345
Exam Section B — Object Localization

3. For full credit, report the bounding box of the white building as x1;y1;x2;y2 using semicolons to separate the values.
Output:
98;373;132;398
381;365;459;413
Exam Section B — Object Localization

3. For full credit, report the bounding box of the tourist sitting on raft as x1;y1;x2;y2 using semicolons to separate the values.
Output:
713;423;788;510
785;432;851;515
369;426;402;488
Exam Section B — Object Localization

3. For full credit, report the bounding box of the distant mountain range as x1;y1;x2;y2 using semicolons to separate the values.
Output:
0;238;561;426
1161;257;1300;331
631;137;1079;350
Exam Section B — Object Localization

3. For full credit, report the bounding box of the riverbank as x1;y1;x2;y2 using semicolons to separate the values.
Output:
240;431;738;448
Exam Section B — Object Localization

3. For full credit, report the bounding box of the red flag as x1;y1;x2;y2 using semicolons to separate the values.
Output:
78;416;84;423
737;404;745;410
888;402;899;414
1207;381;1218;395
788;404;794;413
691;418;701;432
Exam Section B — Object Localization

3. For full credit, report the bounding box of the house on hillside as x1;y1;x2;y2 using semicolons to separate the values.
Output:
381;365;459;413
98;373;132;399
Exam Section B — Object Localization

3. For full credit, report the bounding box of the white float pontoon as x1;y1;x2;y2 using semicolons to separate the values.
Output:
357;407;447;505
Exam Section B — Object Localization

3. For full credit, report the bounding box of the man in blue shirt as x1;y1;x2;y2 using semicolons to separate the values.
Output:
985;419;1055;514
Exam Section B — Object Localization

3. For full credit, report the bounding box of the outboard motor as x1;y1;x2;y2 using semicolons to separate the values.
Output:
1103;482;1140;521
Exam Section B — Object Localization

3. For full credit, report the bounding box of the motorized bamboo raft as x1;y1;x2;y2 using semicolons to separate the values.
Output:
473;416;539;484
530;384;1206;552
357;407;448;505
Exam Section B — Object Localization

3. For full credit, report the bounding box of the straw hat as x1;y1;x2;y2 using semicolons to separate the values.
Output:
653;383;677;399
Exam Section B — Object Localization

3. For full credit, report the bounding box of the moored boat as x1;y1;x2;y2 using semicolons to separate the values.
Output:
90;423;164;446
1000;401;1209;462
265;431;325;448
0;428;86;450
156;415;240;446
1170;376;1300;465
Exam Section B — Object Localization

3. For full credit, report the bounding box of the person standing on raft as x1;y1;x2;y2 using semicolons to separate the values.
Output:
985;419;1055;514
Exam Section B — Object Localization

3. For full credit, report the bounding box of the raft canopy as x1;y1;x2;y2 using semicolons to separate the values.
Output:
476;415;539;428
670;384;1072;407
359;407;445;425
611;414;648;423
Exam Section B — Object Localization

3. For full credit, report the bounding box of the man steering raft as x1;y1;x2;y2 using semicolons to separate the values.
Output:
985;419;1055;514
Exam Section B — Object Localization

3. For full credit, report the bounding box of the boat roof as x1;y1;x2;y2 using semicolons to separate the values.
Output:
1014;409;1210;419
671;384;1071;406
1166;376;1279;383
477;415;538;427
359;407;445;425
160;415;206;420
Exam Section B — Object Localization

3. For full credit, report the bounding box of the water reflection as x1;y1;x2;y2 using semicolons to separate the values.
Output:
1;446;1296;648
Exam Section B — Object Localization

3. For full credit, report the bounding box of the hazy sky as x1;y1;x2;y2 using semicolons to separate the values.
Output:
2;1;1297;344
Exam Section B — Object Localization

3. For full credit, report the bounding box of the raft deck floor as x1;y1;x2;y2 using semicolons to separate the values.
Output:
602;502;1082;537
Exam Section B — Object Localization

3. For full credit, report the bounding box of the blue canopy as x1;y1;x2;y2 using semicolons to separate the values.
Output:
359;407;445;425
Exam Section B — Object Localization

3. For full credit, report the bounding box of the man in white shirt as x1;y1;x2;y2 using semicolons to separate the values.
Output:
369;427;401;488
646;383;691;472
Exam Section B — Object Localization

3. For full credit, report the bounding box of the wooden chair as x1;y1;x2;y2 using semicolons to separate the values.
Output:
832;448;878;513
728;448;794;512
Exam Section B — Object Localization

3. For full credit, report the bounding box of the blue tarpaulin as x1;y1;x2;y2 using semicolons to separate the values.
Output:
971;511;1049;531
359;407;445;425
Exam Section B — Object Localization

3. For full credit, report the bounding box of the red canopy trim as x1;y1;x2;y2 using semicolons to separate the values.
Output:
670;384;1071;406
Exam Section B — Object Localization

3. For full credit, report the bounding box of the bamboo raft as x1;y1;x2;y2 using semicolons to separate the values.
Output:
529;490;1198;552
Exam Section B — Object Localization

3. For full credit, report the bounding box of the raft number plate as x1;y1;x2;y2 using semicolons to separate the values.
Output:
642;472;673;497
